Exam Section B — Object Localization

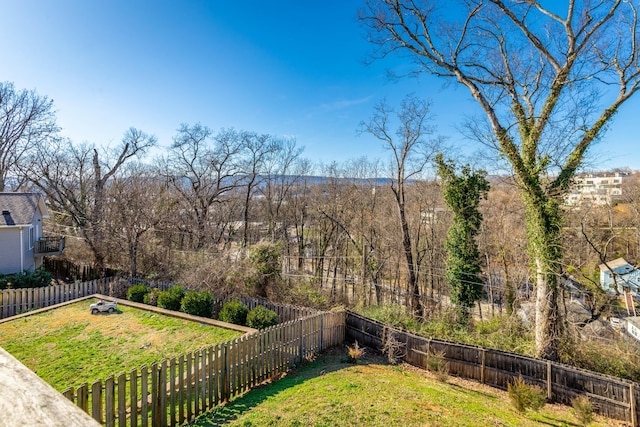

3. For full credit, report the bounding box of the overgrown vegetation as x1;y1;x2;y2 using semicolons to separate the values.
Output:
507;376;547;413
572;395;595;427
426;350;449;382
356;304;640;382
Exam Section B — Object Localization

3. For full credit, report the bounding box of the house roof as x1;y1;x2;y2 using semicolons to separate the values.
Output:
599;257;634;272
0;193;49;227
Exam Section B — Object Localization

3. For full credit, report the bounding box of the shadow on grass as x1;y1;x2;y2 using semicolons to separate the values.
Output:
192;349;362;426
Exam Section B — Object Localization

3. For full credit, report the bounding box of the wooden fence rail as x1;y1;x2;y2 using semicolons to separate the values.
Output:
63;311;345;427
345;310;640;426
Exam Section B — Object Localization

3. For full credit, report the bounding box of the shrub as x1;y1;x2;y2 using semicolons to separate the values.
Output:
346;341;365;364
144;288;161;306
157;286;185;311
246;306;279;329
218;299;249;325
572;395;594;426
0;267;52;289
181;291;214;318
127;284;151;303
249;241;282;298
426;351;449;382
108;278;129;299
507;376;547;413
381;326;406;364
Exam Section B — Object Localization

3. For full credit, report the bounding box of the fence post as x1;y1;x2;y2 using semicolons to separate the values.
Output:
631;382;637;427
481;349;486;384
546;360;552;400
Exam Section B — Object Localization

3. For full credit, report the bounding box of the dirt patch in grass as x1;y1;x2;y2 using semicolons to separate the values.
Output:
0;298;242;391
192;348;627;427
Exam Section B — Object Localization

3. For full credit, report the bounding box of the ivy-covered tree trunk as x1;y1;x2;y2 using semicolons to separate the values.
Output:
437;155;489;323
523;190;565;360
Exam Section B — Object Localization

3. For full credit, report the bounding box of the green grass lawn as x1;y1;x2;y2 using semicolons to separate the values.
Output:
0;299;242;391
192;350;625;427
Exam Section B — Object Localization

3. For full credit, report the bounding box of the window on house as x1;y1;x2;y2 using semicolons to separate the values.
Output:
29;226;35;250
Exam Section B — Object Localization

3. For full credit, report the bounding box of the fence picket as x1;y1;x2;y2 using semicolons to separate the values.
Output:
168;358;176;427
130;369;138;427
178;355;185;425
151;363;158;427
201;348;207;412
193;350;200;416
117;372;127;427
186;352;192;422
92;379;103;424
207;346;214;409
141;365;148;427
105;376;115;427
160;360;168;427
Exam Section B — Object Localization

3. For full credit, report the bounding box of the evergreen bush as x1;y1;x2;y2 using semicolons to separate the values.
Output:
0;267;52;289
127;284;151;303
180;291;214;318
246;305;279;329
157;286;185;311
218;299;249;325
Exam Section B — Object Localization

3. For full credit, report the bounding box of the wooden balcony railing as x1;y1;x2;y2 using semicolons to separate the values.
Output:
35;236;65;255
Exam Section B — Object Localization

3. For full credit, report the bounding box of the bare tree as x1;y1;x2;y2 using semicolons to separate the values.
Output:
360;0;640;360
106;163;173;277
0;82;58;191
239;132;280;246
359;94;442;315
30;128;156;270
162;124;243;250
259;138;306;242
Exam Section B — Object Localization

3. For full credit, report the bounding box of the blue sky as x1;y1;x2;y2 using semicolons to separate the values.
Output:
2;0;638;171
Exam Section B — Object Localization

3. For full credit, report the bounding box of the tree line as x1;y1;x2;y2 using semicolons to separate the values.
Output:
3;1;640;362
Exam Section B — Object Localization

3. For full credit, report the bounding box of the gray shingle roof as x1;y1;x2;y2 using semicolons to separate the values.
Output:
0;193;45;226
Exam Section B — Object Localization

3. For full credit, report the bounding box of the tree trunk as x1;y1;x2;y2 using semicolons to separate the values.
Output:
397;197;423;316
525;196;565;361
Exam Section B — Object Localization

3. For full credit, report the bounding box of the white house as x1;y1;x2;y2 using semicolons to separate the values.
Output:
0;193;64;275
599;257;640;293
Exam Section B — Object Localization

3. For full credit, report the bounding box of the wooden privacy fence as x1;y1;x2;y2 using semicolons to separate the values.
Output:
0;278;115;319
346;311;640;426
63;311;345;427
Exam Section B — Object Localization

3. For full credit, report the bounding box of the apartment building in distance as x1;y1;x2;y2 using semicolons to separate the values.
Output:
565;171;629;206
